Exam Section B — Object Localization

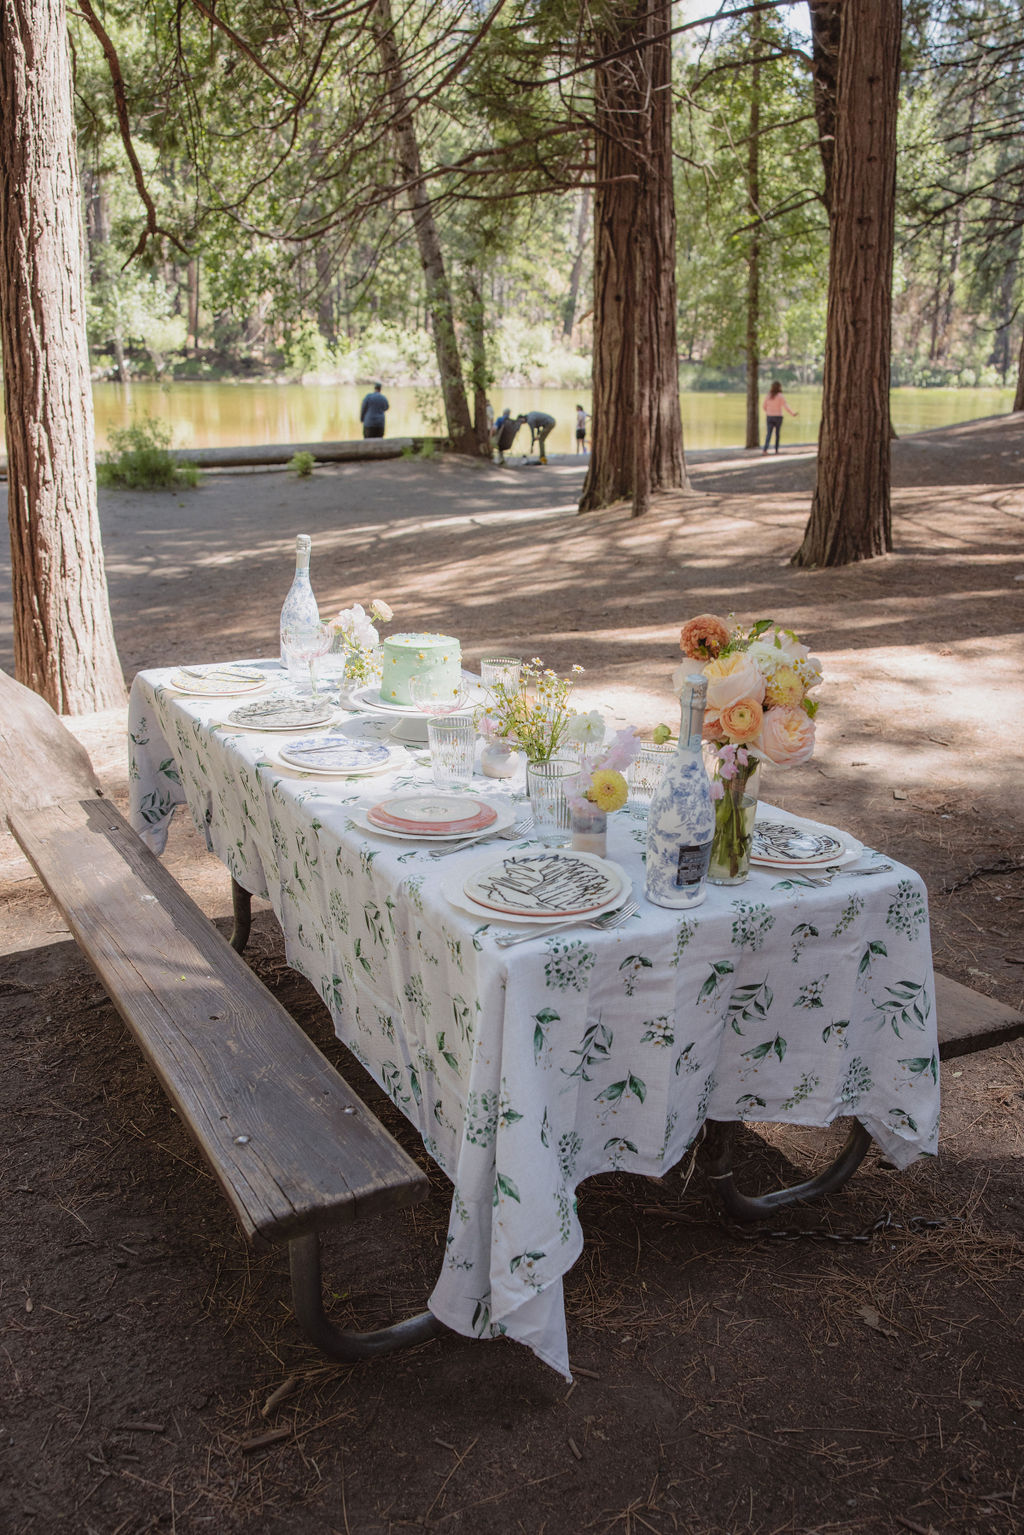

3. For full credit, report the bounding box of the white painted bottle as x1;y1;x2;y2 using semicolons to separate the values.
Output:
644;674;714;909
279;535;319;684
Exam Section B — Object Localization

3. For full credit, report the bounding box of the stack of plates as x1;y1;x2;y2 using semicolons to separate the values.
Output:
443;849;629;926
348;793;516;842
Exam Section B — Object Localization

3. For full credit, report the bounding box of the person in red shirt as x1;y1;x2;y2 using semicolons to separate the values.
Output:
762;380;797;454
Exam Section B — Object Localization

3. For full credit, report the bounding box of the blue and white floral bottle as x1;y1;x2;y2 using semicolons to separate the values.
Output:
644;674;714;909
279;534;319;683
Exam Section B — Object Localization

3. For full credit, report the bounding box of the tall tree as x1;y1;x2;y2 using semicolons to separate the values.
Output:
579;0;687;516
1;0;125;710
744;10;763;451
794;0;901;567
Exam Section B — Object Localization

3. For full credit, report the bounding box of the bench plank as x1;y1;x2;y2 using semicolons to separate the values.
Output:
935;972;1024;1059
10;796;428;1244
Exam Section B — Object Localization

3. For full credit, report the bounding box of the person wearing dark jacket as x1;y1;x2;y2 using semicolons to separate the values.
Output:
360;384;389;439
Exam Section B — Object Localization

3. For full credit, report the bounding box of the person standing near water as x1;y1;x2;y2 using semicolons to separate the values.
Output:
575;404;589;453
360;383;389;439
525;410;555;464
762;380;796;454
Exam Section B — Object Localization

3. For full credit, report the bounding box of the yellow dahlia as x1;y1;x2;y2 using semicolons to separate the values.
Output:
588;769;628;812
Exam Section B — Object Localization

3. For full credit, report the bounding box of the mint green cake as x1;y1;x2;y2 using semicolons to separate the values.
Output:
380;632;462;706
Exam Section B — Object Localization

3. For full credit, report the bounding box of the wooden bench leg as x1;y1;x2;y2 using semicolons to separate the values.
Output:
230;878;252;954
701;1117;872;1222
288;1231;445;1361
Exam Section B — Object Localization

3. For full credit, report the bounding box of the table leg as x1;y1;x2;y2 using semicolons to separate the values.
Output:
701;1118;872;1222
229;878;252;954
288;1231;446;1361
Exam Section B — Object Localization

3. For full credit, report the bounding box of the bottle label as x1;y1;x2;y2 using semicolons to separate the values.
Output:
674;842;712;889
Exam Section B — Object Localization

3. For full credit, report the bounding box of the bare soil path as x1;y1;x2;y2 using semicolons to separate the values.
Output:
1;418;1023;1534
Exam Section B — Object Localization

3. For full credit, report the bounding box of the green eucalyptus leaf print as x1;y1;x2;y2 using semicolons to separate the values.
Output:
540;1108;550;1147
671;919;698;966
725;978;773;1033
533;1006;559;1064
698;960;734;1005
872;980;930;1037
831;895;864;937
328;891;350;934
619;954;654;996
558;1130;582;1181
736;1092;767;1117
840;1055;873;1107
353;938;373;975
674;1043;698;1075
821;1019;849;1044
791;922;819;962
886;1106;919;1133
782;1072;820;1111
730;900;775;951
741;1034;787;1064
595;1072;646;1106
509;1251;546;1290
471;1297;491;1336
495;1173;521;1204
435;1032;461;1074
465;1090;499;1146
562;1020;613;1082
543;937;596;992
858;940;888;980
408;1066;422;1105
898;1054;939;1084
886;880;927;940
404;973;430;1021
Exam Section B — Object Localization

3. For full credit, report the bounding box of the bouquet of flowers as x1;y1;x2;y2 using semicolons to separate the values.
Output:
675;614;823;880
476;657;585;763
328;598;393;685
566;729;640;816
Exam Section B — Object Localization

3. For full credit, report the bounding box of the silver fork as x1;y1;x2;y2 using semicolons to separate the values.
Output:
794;862;894;887
494;897;639;948
178;664;265;682
431;810;534;858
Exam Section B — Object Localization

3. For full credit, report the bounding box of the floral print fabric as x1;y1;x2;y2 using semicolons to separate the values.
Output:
129;668;940;1379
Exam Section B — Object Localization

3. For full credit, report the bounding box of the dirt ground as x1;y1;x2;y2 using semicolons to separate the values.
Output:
2;418;1024;1535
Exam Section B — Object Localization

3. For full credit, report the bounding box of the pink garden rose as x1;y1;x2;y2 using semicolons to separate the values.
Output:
760;705;816;767
704;652;766;713
679;613;731;660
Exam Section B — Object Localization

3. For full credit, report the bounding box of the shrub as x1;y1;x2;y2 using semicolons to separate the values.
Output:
97;417;199;489
288;450;316;477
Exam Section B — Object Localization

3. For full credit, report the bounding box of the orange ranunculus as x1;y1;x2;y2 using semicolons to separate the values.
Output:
679;614;730;660
718;698;763;744
702;709;723;741
705;652;766;712
760;705;815;767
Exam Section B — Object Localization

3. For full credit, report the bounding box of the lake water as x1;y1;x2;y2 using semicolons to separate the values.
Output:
84;381;1017;459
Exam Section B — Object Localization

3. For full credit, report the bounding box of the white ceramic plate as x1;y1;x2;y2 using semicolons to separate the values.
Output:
331;715;396;743
347;797;517;842
441;856;629;927
349;685;422;716
166;667;269;697
388;715;430;745
273;735;402;776
751;816;863;869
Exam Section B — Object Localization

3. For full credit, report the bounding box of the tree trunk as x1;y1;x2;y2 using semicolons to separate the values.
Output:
0;0;125;712
562;189;591;340
1014;323;1024;412
464;270;492;454
372;0;476;456
579;0;687;514
793;0;900;569
808;0;841;213
187;257;200;353
745;23;762;451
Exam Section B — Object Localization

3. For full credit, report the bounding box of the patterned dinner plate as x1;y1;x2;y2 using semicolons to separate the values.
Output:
441;854;629;926
274;735;400;776
750;820;850;867
226;697;335;730
347;797;516;842
367;794;498;836
166;667;268;697
463;850;626;918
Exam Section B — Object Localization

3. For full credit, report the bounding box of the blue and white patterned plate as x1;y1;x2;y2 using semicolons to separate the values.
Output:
275;734;399;776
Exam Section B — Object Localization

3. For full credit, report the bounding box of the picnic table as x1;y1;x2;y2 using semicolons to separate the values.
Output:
128;662;940;1378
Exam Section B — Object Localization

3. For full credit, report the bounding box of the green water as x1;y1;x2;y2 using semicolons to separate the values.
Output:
88;380;1016;459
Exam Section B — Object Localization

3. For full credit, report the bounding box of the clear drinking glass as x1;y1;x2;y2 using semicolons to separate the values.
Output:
527;758;580;847
410;673;471;715
627;741;676;809
428;714;476;789
479;656;523;691
280;617;332;698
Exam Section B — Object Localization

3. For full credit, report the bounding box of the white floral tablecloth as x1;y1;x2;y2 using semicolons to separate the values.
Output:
128;665;940;1378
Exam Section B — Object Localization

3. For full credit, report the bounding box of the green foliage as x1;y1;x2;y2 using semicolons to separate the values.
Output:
97;417;199;490
288;451;315;477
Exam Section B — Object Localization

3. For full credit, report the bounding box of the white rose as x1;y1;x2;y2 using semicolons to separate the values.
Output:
566;709;606;744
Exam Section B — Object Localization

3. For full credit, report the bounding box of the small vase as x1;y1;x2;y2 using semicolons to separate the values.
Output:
707;758;761;885
480;740;518;779
570;801;608;857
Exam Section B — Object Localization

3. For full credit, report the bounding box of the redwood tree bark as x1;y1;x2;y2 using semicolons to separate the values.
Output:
0;0;126;711
793;0;901;568
1014;325;1024;413
745;21;762;452
579;0;687;515
372;0;477;456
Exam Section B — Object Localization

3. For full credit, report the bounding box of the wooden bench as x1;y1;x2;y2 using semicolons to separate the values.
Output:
703;973;1024;1220
2;672;441;1362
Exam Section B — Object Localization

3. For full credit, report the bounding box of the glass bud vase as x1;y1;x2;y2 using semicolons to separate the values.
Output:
706;755;762;885
570;800;608;857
